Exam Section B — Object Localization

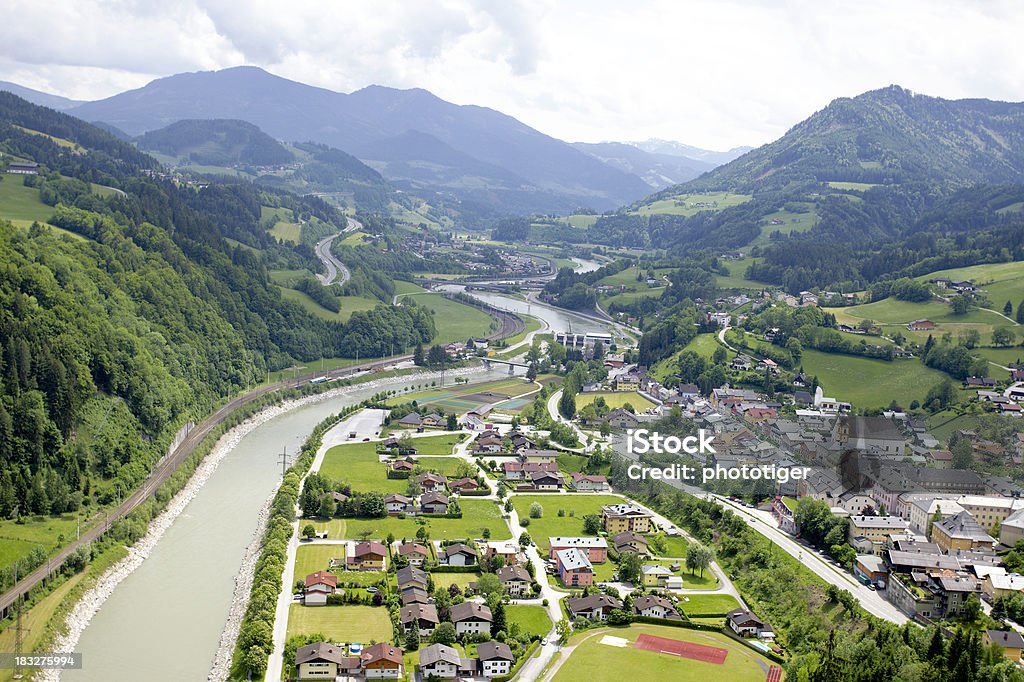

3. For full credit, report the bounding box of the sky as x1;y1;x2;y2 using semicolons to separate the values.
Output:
3;0;1024;150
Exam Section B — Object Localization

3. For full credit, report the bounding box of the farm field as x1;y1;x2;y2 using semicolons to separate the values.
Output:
506;605;552;638
632;191;752;217
552;624;771;682
0;175;52;222
715;257;769;290
0;515;85;573
576;391;656;412
405;293;496;344
317;441;407;493
279;287;381;323
510;494;623;551
750;204;819;246
311;499;509;541
913;261;1024;307
285;604;393;643
798;349;949;409
389;378;536;414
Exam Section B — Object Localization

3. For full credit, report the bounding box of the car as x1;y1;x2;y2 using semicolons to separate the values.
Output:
868;584;877;590
292;593;304;601
366;586;379;593
362;437;371;442
541;638;548;646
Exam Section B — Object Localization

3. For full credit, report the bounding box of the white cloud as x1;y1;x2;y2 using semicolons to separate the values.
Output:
2;0;1023;149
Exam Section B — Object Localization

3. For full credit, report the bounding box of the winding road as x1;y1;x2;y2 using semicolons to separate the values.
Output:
313;217;361;286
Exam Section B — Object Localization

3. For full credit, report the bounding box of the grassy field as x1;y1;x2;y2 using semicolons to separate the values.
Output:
648;532;689;559
511;495;624;551
799;349;949;409
914;261;1024;309
828;181;879;191
280;287;381;323
0;175;53;222
826;297;1010;345
401;433;468;455
406;293;496;344
312;499;510;542
576;391;655;412
650;333;731;383
679;593;741;616
430;572;479;590
553;624;771;682
633;191;752;217
507;605;552;638
751;204;818;246
318;442;407;493
0;515;84;573
389;378;536;412
295;543;347;578
393;280;427;296
715;257;768;290
414;456;476;477
285;604;393;643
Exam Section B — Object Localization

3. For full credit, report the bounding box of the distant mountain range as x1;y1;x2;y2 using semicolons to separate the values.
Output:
626;138;753;166
0;80;82;111
0;68;742;217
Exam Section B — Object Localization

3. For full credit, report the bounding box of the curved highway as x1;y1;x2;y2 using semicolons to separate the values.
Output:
313;233;350;286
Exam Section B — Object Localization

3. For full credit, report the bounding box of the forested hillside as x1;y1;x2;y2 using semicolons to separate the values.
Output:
136;119;293;166
0;92;434;522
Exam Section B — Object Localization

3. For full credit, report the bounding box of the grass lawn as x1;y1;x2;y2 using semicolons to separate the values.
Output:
511;495;624;551
0;175;53;222
826;297;1010;346
507;605;552;638
556;453;609;478
632;191;752;217
286;604;393;643
389;378;535;410
650;334;731;383
406;433;468;455
552;624;771;682
913;261;1024;308
318;442;407;493
415;457;476;477
0;514;85;573
407;293;496;345
393;280;427;296
295;544;347;578
280;287;381;323
312;499;509;542
679;593;741;616
576;391;655;412
799;349;950;409
431;572;480;590
648;532;689;559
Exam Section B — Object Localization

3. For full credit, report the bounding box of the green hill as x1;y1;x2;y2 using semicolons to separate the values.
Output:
136;118;294;166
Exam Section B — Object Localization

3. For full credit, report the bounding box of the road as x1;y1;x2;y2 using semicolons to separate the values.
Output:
313;233;351;286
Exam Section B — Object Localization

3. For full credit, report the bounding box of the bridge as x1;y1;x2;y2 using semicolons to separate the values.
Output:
480;357;531;375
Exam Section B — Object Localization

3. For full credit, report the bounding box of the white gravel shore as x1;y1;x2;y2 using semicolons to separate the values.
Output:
42;365;488;682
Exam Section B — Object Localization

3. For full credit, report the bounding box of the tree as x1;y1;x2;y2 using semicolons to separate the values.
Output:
951;295;971;315
427;344;446;366
993;327;1016;347
431;622;457;646
359;492;387;518
558;389;576;419
961;593;982;622
519;532;532;548
318;495;335;519
302;524;316;540
404;620;420;651
1018;300;1024;325
599;420;611;437
582;514;602;535
962;328;981;349
686;542;715;577
529;502;544;519
476;573;503;598
491;601;507;636
712;346;728;365
526;362;538;381
413;343;425;366
952;439;973;469
555;618;572;644
1005;300;1014;317
446;413;458;430
617;550;643;584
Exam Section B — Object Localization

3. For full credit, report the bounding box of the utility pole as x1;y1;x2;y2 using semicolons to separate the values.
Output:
13;563;27;680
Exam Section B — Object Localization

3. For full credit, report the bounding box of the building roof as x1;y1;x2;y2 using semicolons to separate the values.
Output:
420;491;449;506
642;564;672;576
555;548;593;572
477;641;515;662
296;642;347;666
549;536;608;549
443;542;477;558
887;550;962;571
842;416;905;442
353;540;387;557
849;515;910;531
632;595;676;612
450;601;493;623
727;608;764;627
986;630;1024;649
398;542;429;557
932;511;995;544
419;643;461;667
400;586;430;604
305;571;338;588
396;566;428;586
601;503;651;519
567;594;622;614
361;642;404;666
496;565;531;583
385;493;413;504
400;603;439;625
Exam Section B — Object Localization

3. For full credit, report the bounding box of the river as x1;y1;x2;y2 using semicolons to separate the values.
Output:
63;369;507;681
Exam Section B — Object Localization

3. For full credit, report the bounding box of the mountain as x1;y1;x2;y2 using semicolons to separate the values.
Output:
684;86;1024;192
63;66;653;215
571;141;714;190
136;119;294;166
0;80;81;111
627;138;752;166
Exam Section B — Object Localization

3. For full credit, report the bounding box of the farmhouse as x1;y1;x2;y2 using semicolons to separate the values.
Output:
477;641;515;678
360;642;405;679
302;571;337;606
384;493;414;515
907;319;935;331
396;542;429;566
449;477;480;493
349;541;387;570
496;565;532;597
418;644;476;679
417;472;448;493
566;593;623;621
450;601;493;637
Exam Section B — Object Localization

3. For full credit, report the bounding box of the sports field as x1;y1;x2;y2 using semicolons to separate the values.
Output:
392;378;536;413
552;625;774;682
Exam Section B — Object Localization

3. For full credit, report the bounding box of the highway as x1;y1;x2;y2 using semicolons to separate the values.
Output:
313;233;350;286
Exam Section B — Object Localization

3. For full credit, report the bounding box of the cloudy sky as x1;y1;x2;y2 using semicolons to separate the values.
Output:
3;0;1023;149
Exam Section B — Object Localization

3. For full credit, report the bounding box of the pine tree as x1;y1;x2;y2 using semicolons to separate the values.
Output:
1017;300;1024;324
413;344;425;366
404;620;420;651
491;601;506;636
926;626;945;664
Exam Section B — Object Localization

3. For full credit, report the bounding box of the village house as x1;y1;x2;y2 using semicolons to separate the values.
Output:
396;542;429;567
641;564;672;586
984;630;1024;663
907;319;935;331
384;493;415;515
360;642;405;679
396;565;429;591
604;407;641;430
611;530;649;555
449;477;480;493
930;511;997;552
555;548;594;587
419;491;449;515
632;595;681;620
570;472;610;491
601;504;653;533
479;540;523;566
295;642;361;680
477;641;515;678
400;603;440;636
496;565;532;597
847;516;912;555
441;542;478;566
727;608;774;641
303;571;337;606
417;472;448;493
529;470;564;491
418;643;476;679
450;601;493;637
400;586;430;605
548;537;609;563
502;461;559;481
349;541;387;570
566;593;623;621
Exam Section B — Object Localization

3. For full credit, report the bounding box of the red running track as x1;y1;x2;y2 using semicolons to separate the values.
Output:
634;634;728;664
767;665;783;682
